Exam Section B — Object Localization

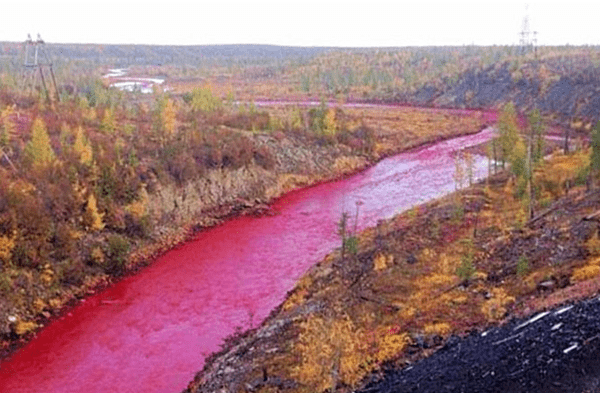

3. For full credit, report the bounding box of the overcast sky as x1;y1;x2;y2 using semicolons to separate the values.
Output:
2;0;598;47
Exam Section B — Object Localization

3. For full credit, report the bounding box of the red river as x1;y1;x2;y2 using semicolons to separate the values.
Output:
0;126;496;393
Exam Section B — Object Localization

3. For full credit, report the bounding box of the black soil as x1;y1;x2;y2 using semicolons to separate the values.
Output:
393;61;600;125
359;296;600;393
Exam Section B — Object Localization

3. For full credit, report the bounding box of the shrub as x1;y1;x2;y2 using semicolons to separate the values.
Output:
0;273;12;295
0;105;16;147
571;265;600;282
373;253;393;271
586;233;600;256
14;319;38;336
574;164;589;187
253;144;276;170
11;242;35;268
337;211;350;260
590;121;600;187
89;246;105;266
187;86;222;113
323;108;337;137
221;133;254;168
166;151;198;184
105;234;130;274
451;204;465;223
481;288;515;321
345;236;358;256
424;322;451;336
50;223;77;260
370;330;410;364
352;122;376;155
0;235;14;263
456;253;475;281
222;112;269;131
516;255;530;277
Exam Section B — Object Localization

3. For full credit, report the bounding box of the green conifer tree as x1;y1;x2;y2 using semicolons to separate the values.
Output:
498;102;519;168
528;108;545;165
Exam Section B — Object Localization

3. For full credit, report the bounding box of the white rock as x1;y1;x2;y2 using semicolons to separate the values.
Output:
554;305;573;315
514;311;550;331
551;323;563;331
563;344;578;354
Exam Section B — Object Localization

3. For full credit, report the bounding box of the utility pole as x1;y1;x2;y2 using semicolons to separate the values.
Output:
22;34;60;103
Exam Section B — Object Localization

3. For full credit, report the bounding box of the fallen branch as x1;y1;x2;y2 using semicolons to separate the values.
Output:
583;209;600;221
0;149;17;172
359;295;401;311
526;206;557;227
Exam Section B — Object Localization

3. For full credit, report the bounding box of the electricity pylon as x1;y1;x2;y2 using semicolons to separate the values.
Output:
518;5;538;57
22;34;60;102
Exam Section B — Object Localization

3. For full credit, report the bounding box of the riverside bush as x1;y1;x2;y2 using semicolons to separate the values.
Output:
105;234;130;274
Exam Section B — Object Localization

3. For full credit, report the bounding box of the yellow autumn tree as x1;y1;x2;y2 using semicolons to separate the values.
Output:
0;235;15;263
100;107;116;134
84;193;104;231
73;126;93;166
323;108;337;137
294;314;368;392
162;98;177;138
24;118;55;169
291;107;304;130
0;105;16;148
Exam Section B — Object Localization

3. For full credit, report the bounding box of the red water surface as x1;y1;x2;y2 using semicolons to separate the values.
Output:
0;127;496;393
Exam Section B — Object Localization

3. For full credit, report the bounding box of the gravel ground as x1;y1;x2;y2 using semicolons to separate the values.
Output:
358;295;600;393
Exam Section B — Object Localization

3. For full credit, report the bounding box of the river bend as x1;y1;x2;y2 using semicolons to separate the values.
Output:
0;127;495;392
